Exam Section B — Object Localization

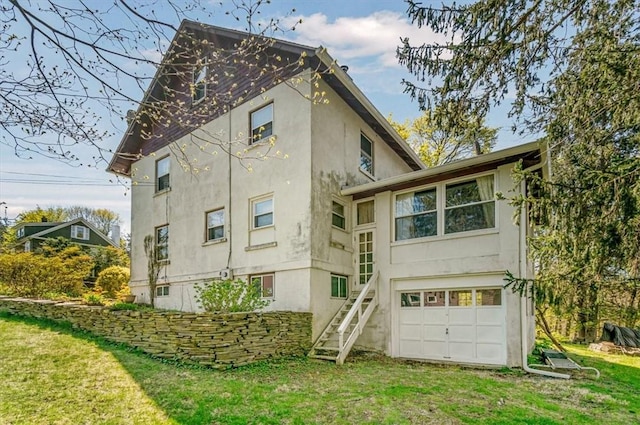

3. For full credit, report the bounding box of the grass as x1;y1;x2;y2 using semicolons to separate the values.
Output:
0;314;639;424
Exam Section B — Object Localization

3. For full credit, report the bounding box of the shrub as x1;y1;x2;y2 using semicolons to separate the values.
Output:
195;278;270;313
0;248;93;298
84;292;105;306
95;266;130;298
109;302;139;311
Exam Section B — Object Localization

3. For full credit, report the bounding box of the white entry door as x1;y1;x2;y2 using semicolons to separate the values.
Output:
356;230;374;286
398;288;505;365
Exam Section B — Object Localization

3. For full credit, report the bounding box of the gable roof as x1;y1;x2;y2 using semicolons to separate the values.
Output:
18;217;117;248
108;20;423;176
341;141;546;199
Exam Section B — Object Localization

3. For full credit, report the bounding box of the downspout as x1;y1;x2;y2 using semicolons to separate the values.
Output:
226;110;233;270
518;177;569;379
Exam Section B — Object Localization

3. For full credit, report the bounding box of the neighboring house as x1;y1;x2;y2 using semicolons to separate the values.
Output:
108;21;541;368
14;218;117;253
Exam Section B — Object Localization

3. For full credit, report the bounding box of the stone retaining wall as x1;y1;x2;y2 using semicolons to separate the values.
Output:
0;297;312;368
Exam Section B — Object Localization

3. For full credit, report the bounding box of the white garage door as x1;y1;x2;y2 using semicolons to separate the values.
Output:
398;288;505;365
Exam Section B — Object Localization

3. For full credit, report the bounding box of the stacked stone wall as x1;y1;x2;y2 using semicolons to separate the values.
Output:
0;297;311;368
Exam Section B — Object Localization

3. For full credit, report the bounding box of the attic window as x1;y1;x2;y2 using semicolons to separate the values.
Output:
192;63;207;104
71;225;90;241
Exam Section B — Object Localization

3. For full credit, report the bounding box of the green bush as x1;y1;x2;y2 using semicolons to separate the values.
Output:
195;278;270;313
84;292;105;306
109;302;140;311
0;248;94;298
95;266;130;298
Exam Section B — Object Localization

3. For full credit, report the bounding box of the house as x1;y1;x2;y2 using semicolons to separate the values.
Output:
14;217;117;253
108;21;541;367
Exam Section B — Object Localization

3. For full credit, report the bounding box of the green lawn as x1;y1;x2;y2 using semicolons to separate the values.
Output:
1;314;638;425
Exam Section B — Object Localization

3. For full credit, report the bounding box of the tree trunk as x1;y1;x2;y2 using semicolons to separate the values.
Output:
536;307;566;352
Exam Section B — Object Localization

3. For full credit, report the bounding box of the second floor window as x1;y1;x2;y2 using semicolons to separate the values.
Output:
395;189;437;241
360;134;374;176
156;156;170;192
252;197;273;229
206;209;225;241
71;225;90;240
250;103;273;143
332;201;346;229
156;225;169;261
445;175;495;234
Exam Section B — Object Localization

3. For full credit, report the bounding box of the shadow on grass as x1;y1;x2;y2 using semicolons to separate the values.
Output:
2;312;640;425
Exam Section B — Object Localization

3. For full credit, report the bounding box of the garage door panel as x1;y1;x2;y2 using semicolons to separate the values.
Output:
477;308;502;325
422;308;447;324
476;325;502;343
399;340;422;357
399;323;422;340
448;342;474;359
449;308;475;325
423;341;447;358
477;343;503;363
423;325;446;342
448;325;475;342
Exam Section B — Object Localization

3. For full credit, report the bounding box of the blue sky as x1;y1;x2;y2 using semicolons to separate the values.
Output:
0;0;530;233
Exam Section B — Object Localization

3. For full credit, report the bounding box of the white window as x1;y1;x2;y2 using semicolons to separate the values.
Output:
156;156;170;192
395;188;437;241
445;175;495;234
155;285;170;297
393;174;496;241
250;103;273;143
155;225;169;261
332;201;346;230
252;197;273;229
251;274;274;299
206;209;225;241
17;227;25;238
331;274;348;299
360;134;374;176
71;225;90;240
192;63;207;104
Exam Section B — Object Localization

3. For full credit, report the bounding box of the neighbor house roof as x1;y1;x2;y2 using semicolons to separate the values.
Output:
107;20;423;176
16;217;117;248
341;141;546;199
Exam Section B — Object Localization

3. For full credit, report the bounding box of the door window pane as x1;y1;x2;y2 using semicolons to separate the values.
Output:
423;291;446;307
400;292;421;307
477;289;502;306
449;290;473;307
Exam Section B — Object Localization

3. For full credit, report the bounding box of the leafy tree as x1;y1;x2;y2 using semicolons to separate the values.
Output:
388;110;497;167
15;207;67;224
398;0;640;340
65;206;119;235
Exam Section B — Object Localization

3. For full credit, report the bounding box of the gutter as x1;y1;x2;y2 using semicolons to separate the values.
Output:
342;141;541;196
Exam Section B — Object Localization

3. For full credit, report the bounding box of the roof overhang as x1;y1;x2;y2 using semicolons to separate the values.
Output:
341;141;545;199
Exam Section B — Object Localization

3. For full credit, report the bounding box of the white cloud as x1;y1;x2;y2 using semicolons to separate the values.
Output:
283;11;447;68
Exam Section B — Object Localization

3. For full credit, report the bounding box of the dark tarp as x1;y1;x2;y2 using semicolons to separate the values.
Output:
601;323;640;348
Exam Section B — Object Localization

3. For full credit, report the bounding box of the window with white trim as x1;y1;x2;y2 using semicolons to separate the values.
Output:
331;201;346;230
71;225;90;240
155;225;169;261
206;209;225;241
17;227;25;238
394;174;496;241
252;197;273;229
250;103;273;143
395;188;437;241
360;134;374;175
155;285;170;297
356;200;375;225
331;274;348;298
192;62;207;104
445;175;495;234
156;156;170;192
251;273;274;298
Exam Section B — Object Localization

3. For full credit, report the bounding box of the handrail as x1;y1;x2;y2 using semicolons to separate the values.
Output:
337;270;378;335
337;270;379;363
